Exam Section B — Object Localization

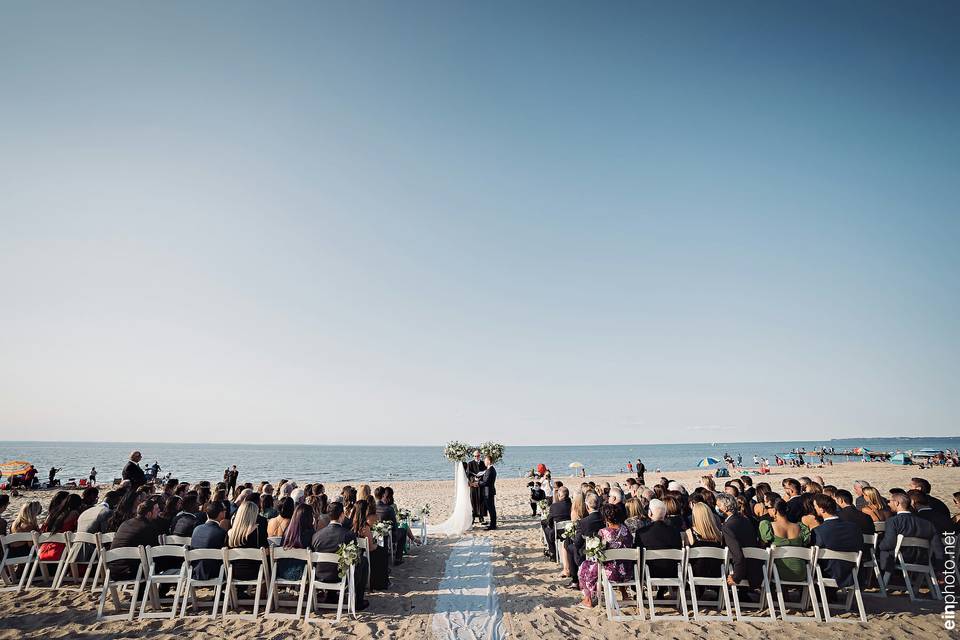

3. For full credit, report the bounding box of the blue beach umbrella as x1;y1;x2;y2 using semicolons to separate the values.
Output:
696;457;720;467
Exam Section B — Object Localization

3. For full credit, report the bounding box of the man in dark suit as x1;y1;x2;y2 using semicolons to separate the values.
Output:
835;489;875;535
910;490;953;536
109;497;161;579
781;478;804;524
910;478;951;519
716;494;763;590
812;494;863;588
376;487;406;564
634;498;682;579
227;465;239;494
467;451;487;525
311;503;369;610
476;455;497;530
543;486;572;561
878;494;944;576
190;501;228;580
565;492;603;588
122;450;146;489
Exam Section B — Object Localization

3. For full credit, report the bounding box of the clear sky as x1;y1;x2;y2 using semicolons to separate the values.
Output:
1;2;958;446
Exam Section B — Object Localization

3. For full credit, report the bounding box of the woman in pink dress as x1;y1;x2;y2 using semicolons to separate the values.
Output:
577;503;633;607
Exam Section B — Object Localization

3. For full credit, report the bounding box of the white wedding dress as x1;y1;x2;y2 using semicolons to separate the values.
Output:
429;461;474;536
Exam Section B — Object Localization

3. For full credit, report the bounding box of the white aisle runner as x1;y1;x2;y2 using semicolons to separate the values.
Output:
432;536;506;640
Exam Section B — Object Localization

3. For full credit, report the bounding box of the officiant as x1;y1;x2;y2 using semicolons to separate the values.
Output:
466;450;487;525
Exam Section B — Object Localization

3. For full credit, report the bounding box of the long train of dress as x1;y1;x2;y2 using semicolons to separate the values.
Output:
428;461;474;536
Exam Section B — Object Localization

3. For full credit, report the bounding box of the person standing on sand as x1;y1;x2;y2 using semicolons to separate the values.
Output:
89;467;97;486
122;451;145;489
635;459;645;485
476;455;497;530
227;465;239;494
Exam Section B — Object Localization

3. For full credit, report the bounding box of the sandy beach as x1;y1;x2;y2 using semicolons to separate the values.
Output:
1;461;957;639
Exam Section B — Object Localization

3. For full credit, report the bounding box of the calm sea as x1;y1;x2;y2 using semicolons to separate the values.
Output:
1;437;957;485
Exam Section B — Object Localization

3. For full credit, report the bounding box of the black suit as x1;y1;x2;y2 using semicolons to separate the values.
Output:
721;513;763;588
477;465;497;528
916;507;953;536
878;512;943;573
927;495;950;520
634;520;681;578
467;459;487;522
122;460;145;489
784;496;804;524
311;522;367;605
565;511;604;576
812;517;863;587
543;499;571;559
837;505;875;535
190;520;228;580
109;517;159;579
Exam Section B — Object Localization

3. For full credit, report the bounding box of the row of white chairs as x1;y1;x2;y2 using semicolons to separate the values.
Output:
560;532;943;623
1;532;357;623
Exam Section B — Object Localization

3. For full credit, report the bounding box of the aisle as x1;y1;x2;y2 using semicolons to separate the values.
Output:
431;535;506;640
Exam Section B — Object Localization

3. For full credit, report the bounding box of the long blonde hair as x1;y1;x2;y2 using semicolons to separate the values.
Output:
571;493;587;522
12;501;43;533
862;487;887;513
228;501;259;548
357;485;371;503
690;502;722;543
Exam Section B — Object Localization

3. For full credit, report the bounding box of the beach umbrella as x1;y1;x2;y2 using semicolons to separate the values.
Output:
696;457;720;467
0;460;32;476
568;462;583;468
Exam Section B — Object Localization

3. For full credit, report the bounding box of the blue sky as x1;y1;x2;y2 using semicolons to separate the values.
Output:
1;2;958;446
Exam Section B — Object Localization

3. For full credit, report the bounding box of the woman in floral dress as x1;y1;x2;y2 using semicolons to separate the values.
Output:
578;503;633;607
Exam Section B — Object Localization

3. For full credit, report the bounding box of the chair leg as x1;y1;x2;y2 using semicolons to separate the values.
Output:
127;579;141;621
138;579;152;618
928;569;944;600
901;566;916;601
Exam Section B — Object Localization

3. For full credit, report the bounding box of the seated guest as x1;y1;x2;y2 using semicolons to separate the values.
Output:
623;497;645;536
311;503;369;610
878;494;944;575
752;483;772;521
909;490;953;535
909;478;951;519
0;494;8;536
6;502;42;558
39;493;81;562
634;498;682;579
109;498;162;579
852;481;871;509
759;497;810;582
354;501;389;590
564;493;603;589
661;495;685;532
268;497;295;538
780;479;804;524
835;490;874;535
543;486;572;561
740;476;755;501
684;502;723;579
716;494;763;589
155;496;180;538
860;487;893;522
275;503;315;580
190;502;228;580
811;494;862;587
260;494;278;520
800;494;821;531
80;487;100;511
608;487;628;522
578;503;633;608
170;494;201;537
77;490;122;535
227;501;268;580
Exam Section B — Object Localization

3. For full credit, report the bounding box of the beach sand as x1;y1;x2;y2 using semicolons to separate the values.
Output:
1;462;957;639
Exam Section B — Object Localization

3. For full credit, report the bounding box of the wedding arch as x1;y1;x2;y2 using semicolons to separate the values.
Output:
429;441;505;536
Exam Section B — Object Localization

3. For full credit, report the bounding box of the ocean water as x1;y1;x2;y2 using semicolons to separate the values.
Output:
1;437;958;485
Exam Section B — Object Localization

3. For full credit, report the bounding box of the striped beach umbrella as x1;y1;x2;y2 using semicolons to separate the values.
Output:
0;460;32;476
696;457;720;467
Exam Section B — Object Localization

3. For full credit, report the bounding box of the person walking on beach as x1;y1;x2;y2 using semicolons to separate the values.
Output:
635;459;645;485
89;467;97;486
122;451;146;488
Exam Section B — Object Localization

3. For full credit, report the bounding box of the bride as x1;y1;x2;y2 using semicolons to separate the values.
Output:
429;461;474;536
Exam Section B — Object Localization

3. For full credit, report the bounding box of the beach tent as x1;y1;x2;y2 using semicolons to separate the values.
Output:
889;453;912;465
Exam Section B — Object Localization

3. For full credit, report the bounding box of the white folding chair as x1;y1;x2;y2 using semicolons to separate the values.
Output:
0;533;38;593
55;532;99;590
770;545;821;621
553;520;570;566
89;532;114;592
97;546;146;621
139;545;188;619
813;548;867;622
597;548;644;621
419;516;427;545
264;547;311;619
305;551;353;623
641;547;688;621
267;536;283;547
221;547;269;619
730;547;777;622
685;546;732;621
882;534;943;601
873;520;886;535
861;533;887;595
179;548;227;618
25;532;71;589
162;535;191;546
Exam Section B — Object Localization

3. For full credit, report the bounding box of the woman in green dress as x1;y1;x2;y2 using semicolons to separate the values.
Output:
758;496;811;582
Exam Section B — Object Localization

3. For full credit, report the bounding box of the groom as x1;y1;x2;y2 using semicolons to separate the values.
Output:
476;455;497;530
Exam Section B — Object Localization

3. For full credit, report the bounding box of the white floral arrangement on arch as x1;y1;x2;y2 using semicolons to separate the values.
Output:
442;441;505;464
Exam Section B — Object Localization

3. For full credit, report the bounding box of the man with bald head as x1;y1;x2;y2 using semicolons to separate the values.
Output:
122;450;146;489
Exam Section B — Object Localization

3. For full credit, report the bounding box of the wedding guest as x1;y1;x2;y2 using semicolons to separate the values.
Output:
227;501;268;580
364;508;389;589
716;494;763;590
564;493;603;590
623;497;645;535
909;490;953;534
835;490;874;535
109;498;162;579
860;487;892;522
80;487;100;510
634;499;681;578
577;503;632;608
190;502;228;580
811;494;862;588
852;480;870;509
759;497;810;582
155;496;180;537
952;492;960;525
275;504;315;580
544;486;572;561
39;493;81;563
311;503;369;610
684;502;724;579
909;478;950;518
700;476;717;494
268;497;295;538
170;494;202;536
0;494;10;536
260;494;278;520
106;490;138;533
122;451;146;489
878;494;943;575
800;494;821;531
781;478;804;523
570;493;587;523
5;502;42;558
